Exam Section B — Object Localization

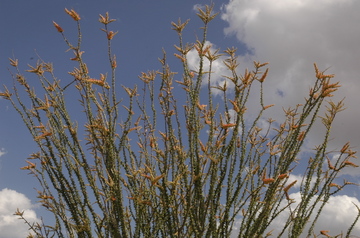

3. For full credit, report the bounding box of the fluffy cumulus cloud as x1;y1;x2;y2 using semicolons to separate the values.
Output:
187;40;233;94
186;2;360;236
0;188;39;238
218;0;360;150
267;192;360;237
230;192;360;237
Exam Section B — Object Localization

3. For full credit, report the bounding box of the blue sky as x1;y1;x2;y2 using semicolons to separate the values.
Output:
1;0;360;237
0;0;237;196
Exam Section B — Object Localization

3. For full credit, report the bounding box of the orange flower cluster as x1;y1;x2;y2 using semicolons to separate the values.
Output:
53;21;63;33
99;12;116;25
65;8;80;21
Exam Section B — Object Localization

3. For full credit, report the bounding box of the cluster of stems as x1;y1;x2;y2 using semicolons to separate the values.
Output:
1;4;359;238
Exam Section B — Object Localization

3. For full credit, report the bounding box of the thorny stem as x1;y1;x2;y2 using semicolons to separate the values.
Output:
1;5;359;238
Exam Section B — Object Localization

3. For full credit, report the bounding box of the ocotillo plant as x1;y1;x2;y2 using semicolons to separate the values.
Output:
1;4;359;238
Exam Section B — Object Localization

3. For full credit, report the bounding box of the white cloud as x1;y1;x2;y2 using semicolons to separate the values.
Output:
186;2;360;236
193;4;204;12
0;148;6;171
187;40;233;96
220;0;360;150
287;174;303;189
0;188;39;238
0;148;6;158
268;192;360;237
230;192;360;237
328;152;360;177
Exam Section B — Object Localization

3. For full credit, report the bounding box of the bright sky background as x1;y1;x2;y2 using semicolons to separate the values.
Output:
1;0;360;237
